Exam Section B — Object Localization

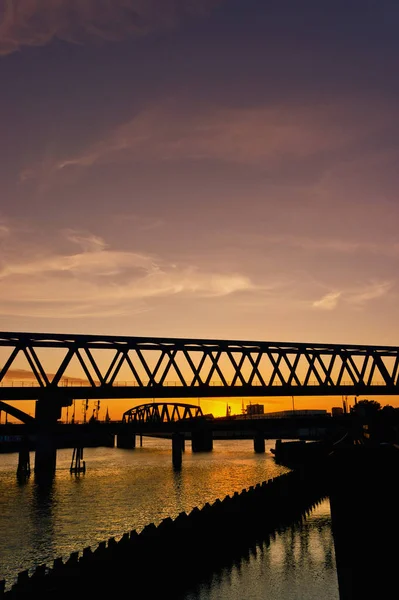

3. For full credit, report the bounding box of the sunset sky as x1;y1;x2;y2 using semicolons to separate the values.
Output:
1;0;399;419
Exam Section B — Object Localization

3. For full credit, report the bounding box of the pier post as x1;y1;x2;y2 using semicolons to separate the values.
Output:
70;446;86;473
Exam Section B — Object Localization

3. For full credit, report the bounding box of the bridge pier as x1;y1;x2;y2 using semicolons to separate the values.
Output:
116;431;136;449
33;398;64;477
253;432;265;453
34;431;57;476
172;432;184;468
191;428;213;452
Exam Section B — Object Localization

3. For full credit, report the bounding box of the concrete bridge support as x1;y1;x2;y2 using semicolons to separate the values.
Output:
172;432;184;468
116;431;136;449
253;432;265;453
191;428;213;452
34;433;57;476
33;398;63;477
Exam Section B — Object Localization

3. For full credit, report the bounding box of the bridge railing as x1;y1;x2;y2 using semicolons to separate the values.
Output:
0;379;387;388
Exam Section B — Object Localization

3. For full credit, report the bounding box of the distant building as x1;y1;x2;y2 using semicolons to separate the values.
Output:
262;409;329;418
234;408;329;420
246;403;264;416
332;406;344;417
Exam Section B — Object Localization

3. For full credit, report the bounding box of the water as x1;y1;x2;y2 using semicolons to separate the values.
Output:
0;438;340;598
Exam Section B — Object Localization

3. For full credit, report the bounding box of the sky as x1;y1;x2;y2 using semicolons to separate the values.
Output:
1;0;399;419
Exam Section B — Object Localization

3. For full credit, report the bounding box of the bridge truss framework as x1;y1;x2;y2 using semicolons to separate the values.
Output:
0;332;399;403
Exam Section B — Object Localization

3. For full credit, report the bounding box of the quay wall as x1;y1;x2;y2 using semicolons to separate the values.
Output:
1;466;328;599
328;444;399;599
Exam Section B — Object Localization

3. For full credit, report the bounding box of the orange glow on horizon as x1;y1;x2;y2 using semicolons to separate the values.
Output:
3;394;399;425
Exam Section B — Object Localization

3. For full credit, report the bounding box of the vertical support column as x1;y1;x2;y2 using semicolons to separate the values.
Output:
34;430;57;475
34;398;62;477
253;431;265;453
116;429;136;448
191;426;213;452
172;432;184;468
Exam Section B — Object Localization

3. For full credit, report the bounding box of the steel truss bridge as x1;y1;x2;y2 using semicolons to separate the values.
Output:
1;332;399;408
122;402;204;425
118;401;343;440
120;403;345;442
0;401;348;445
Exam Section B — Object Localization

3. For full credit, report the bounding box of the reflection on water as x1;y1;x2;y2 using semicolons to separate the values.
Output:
173;465;185;509
30;475;57;564
182;501;339;600
0;438;339;598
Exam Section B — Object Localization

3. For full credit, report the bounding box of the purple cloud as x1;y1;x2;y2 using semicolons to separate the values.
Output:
0;0;224;56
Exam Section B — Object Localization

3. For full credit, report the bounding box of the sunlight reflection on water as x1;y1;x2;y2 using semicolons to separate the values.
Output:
182;501;339;600
0;438;338;598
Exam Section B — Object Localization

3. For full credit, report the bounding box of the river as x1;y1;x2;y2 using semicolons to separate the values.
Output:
0;438;339;598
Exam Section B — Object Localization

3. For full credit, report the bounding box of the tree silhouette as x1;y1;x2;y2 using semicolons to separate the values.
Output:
352;399;381;418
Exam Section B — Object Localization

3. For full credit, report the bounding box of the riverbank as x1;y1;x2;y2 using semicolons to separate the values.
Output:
2;467;329;599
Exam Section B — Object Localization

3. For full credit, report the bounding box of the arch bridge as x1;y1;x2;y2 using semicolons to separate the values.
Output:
122;402;204;425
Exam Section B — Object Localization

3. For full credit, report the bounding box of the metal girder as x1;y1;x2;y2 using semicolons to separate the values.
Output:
0;401;35;424
1;331;399;401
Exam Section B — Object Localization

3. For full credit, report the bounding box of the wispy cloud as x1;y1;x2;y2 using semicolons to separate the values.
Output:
312;281;393;311
0;229;255;318
347;281;393;305
0;0;223;56
64;230;107;252
21;98;389;188
263;234;399;257
0;224;10;238
312;291;342;310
